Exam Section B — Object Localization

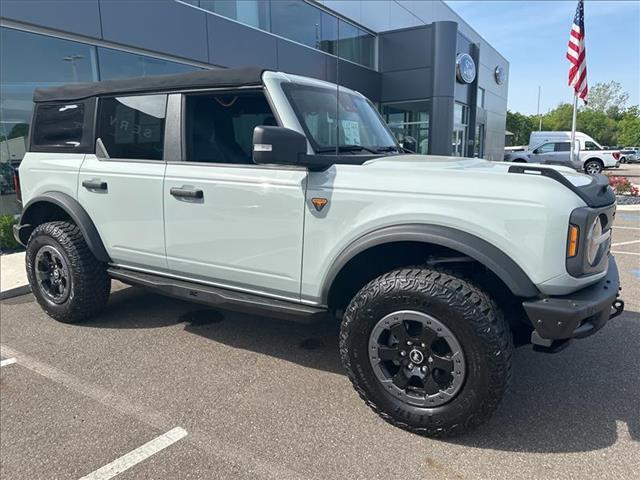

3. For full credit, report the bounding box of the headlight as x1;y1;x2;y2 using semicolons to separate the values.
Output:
586;216;608;266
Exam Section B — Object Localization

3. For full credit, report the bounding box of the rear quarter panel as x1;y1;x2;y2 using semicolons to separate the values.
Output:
18;152;84;205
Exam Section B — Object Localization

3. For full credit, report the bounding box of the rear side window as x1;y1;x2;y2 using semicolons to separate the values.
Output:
555;142;571;152
97;94;167;160
31;101;93;152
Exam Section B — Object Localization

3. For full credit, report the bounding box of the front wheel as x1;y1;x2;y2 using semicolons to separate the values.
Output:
584;159;604;175
340;267;512;437
26;221;111;323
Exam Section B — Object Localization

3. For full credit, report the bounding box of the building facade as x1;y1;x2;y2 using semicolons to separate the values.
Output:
0;0;509;216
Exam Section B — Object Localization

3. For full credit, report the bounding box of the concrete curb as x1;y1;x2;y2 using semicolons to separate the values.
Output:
0;251;28;296
0;285;31;301
616;204;640;212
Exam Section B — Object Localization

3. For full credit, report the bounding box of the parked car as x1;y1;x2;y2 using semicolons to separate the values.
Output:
504;131;621;174
619;148;638;164
14;68;624;437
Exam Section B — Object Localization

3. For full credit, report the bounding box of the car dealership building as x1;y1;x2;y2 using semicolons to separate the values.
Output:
0;0;509;216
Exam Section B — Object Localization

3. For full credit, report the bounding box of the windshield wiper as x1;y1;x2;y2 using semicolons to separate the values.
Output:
316;145;380;154
375;146;403;153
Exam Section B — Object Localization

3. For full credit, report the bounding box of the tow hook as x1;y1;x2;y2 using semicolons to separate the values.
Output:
610;299;624;320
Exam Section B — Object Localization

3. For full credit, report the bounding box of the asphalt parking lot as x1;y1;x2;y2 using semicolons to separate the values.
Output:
1;213;639;480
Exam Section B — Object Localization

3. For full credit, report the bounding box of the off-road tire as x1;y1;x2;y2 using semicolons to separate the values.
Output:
339;267;512;437
26;221;111;323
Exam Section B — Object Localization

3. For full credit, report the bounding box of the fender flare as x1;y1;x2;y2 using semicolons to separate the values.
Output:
320;224;539;303
17;192;110;263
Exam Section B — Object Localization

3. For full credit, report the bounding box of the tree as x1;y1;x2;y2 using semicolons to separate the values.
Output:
541;103;573;131
617;107;640;146
577;109;618;145
585;81;629;118
506;110;535;145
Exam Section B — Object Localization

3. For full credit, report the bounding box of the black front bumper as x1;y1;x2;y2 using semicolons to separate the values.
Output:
523;255;623;342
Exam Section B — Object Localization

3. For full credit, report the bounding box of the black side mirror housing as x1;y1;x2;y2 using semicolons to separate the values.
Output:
402;135;417;153
253;126;308;166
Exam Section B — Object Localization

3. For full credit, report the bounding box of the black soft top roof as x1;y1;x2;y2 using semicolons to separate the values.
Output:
33;67;266;103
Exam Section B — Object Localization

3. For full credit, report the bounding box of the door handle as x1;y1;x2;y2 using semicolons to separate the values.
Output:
82;179;108;190
170;186;204;199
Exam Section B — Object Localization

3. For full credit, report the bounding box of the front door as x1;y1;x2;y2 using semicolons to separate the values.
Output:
530;142;557;164
163;90;307;300
78;94;168;269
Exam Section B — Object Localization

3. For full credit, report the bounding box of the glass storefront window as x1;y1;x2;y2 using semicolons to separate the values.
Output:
200;0;271;30
271;0;322;49
98;48;201;80
381;101;430;154
1;27;97;215
189;0;375;69
337;20;375;69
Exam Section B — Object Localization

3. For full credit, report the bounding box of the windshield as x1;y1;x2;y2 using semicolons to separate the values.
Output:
283;83;398;153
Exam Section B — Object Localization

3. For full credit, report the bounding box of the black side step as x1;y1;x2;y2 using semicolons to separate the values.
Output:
108;268;330;324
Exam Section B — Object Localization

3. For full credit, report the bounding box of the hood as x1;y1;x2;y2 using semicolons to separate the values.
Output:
362;154;614;207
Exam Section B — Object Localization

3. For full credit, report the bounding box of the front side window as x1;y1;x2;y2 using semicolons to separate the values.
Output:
184;91;277;164
31;102;86;150
584;141;601;151
97;95;167;160
283;84;397;153
535;143;555;154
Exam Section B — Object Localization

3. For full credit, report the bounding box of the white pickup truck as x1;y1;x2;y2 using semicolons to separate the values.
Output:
504;131;621;174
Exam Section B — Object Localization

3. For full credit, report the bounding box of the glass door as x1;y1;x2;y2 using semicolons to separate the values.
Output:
453;103;469;157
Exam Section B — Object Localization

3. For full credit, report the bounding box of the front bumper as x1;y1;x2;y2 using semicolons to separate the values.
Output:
523;255;623;342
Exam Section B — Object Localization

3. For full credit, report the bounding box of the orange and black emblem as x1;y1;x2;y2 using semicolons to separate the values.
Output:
311;198;328;212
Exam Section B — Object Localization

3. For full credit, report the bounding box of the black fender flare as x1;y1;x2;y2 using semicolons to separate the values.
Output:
17;192;111;263
321;224;539;303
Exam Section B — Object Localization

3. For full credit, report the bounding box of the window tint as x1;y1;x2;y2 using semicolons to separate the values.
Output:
555;142;571;152
584;141;601;151
184;91;276;164
535;143;554;154
31;103;86;149
97;95;167;160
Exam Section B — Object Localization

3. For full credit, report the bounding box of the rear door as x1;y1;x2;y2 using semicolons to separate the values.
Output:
163;89;307;300
78;94;168;269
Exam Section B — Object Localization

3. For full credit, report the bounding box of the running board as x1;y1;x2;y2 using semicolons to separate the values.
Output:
107;268;330;324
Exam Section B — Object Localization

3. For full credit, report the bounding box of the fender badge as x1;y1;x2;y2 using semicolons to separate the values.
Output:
311;198;328;212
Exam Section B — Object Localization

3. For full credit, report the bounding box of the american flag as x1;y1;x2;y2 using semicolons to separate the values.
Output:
567;0;588;103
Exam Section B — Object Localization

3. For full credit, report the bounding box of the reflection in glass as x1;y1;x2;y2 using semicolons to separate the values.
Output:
337;20;375;69
1;27;97;214
98;48;200;80
200;0;270;30
382;101;431;154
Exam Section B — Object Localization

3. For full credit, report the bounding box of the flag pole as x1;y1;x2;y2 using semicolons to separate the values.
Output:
570;93;578;164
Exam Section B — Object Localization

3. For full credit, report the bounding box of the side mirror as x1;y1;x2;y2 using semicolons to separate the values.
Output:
253;126;307;166
401;135;417;153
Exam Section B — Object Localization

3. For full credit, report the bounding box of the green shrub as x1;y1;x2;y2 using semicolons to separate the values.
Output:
0;215;21;250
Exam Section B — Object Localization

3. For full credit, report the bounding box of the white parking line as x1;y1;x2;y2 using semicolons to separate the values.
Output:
0;357;17;367
78;427;187;480
612;251;640;256
611;240;640;247
613;226;640;231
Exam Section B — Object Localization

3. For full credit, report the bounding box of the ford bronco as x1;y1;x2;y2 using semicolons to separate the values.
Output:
14;68;624;437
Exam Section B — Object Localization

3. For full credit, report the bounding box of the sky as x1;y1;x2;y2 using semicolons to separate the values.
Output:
446;0;640;115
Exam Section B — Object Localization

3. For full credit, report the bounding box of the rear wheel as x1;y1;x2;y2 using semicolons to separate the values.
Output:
340;267;512;437
584;159;603;174
26;221;111;323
